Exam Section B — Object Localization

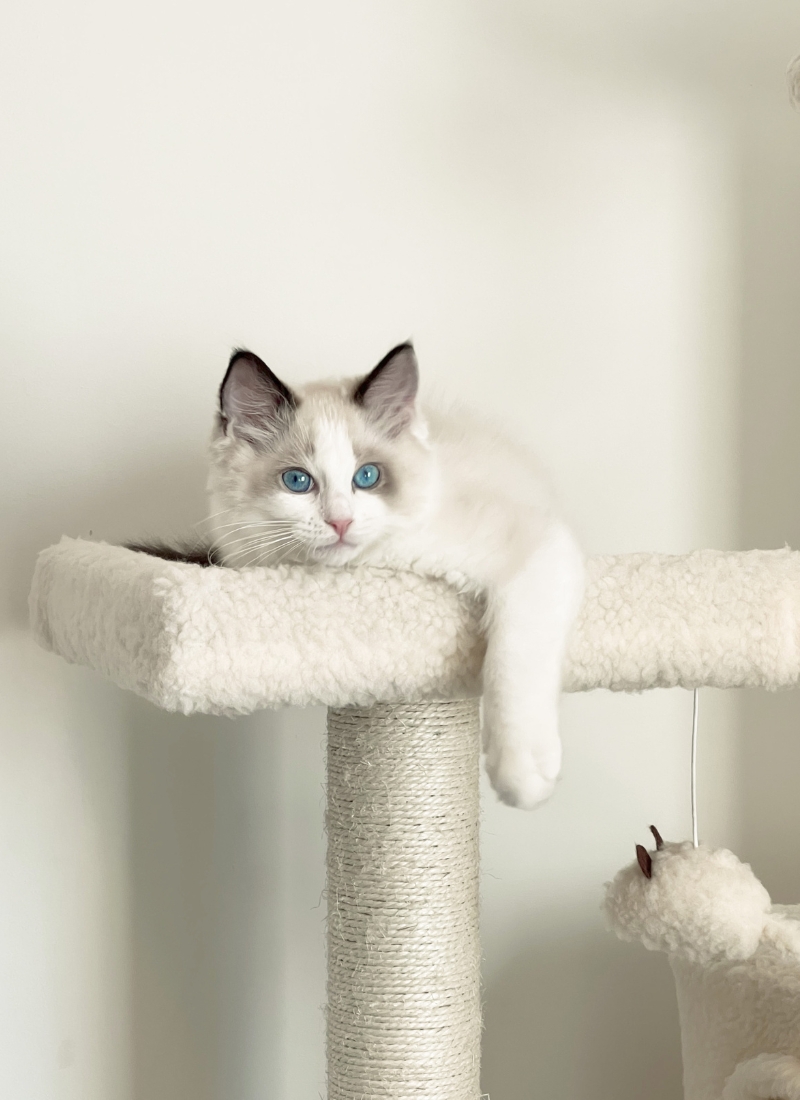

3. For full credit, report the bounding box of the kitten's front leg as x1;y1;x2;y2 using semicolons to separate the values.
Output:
482;521;584;809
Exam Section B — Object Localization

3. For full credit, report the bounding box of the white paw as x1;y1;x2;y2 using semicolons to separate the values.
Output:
484;745;561;810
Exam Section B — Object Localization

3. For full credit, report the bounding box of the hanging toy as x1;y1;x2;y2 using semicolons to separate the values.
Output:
604;693;800;1100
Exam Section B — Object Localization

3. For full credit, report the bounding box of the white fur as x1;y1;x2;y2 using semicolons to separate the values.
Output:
482;522;584;806
605;842;800;1100
210;363;585;809
204;351;800;805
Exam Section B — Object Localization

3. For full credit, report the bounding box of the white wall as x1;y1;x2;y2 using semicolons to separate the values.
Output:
1;3;799;1098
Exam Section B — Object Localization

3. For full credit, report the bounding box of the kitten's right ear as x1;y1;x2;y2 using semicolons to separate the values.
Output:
219;349;297;444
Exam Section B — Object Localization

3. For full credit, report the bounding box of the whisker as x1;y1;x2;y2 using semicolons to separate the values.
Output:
247;536;303;567
196;508;240;528
211;528;290;541
226;532;294;554
210;519;295;530
215;529;294;551
228;532;299;556
214;523;294;541
198;506;237;521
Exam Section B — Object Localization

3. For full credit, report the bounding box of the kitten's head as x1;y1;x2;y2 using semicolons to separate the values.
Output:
207;343;435;567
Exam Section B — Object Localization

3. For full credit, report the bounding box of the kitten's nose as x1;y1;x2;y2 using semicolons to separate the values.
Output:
327;518;352;540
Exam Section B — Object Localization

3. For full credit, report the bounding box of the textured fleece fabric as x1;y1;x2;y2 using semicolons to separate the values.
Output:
605;843;800;1100
29;539;800;713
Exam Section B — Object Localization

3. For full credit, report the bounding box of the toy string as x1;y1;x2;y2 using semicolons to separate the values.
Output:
691;688;699;848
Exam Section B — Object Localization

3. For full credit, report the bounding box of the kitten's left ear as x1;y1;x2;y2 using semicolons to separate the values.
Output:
353;342;418;436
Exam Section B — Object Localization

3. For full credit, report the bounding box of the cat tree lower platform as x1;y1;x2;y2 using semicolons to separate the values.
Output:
30;539;800;1099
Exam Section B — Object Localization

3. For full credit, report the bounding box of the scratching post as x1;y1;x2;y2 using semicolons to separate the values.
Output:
28;539;800;1098
327;702;481;1099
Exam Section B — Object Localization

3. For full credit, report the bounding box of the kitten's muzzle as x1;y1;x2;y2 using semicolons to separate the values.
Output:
326;518;352;541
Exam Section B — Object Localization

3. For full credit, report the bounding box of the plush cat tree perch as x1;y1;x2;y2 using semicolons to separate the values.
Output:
30;538;800;1100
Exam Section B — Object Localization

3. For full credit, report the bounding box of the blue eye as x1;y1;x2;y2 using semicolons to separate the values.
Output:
282;468;313;493
353;463;380;490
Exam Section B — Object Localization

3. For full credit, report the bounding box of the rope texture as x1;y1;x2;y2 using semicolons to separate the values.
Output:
326;700;481;1099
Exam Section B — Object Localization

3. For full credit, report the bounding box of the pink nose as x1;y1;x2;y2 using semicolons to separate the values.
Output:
327;518;352;540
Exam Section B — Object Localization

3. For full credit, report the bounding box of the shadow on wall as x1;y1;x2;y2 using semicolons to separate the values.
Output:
125;698;285;1100
5;450;209;626
481;928;682;1100
739;104;800;904
12;453;293;1100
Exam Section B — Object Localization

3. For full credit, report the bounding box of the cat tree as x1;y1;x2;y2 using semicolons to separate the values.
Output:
29;538;800;1099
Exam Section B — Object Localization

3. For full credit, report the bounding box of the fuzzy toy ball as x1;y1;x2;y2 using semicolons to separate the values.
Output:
605;830;800;1100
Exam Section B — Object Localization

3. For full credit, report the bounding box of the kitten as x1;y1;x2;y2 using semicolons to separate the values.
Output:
205;342;584;809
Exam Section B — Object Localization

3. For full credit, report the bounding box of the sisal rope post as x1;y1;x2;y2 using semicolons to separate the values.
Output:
326;700;482;1099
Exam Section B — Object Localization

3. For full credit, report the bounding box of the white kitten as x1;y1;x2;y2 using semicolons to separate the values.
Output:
208;343;584;809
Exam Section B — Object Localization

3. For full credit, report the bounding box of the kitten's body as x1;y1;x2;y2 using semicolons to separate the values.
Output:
207;344;584;808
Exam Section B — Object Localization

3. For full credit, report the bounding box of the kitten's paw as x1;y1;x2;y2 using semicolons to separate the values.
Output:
485;746;561;810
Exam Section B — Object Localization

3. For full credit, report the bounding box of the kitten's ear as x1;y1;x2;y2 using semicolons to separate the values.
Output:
219;349;296;444
353;342;418;436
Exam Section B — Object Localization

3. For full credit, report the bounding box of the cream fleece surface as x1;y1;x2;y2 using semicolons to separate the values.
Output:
29;538;800;714
605;842;800;1100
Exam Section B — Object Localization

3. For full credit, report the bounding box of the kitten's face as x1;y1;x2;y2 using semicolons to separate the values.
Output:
208;344;435;567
